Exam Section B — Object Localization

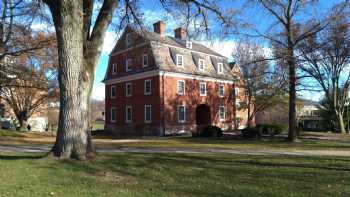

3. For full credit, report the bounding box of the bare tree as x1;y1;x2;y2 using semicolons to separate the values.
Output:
238;0;332;142
0;32;57;130
1;0;52;89
299;7;350;133
233;40;287;127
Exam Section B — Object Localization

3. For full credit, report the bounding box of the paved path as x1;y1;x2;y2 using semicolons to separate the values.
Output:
1;144;350;157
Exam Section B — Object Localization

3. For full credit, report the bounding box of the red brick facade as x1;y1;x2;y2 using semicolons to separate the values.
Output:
103;22;248;135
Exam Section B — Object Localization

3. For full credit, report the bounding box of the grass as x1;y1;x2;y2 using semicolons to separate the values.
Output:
92;121;104;130
98;137;350;151
0;152;349;197
0;129;25;137
1;129;350;152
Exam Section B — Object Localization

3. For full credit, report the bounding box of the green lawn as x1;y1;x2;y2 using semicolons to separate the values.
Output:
0;129;25;138
0;152;349;197
110;137;350;151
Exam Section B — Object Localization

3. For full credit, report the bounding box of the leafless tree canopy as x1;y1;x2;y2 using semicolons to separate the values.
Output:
298;5;350;133
233;40;288;126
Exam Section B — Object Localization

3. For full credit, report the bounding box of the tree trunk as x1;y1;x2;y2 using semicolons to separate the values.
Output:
287;47;297;142
49;1;92;160
16;112;28;131
18;118;27;131
336;111;346;134
44;0;117;160
247;95;252;127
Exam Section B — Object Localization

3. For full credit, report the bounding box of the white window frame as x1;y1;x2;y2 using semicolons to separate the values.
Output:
144;79;152;95
217;63;223;74
177;80;185;95
186;41;192;49
199;82;207;96
126;33;132;46
110;107;116;123
112;63;117;74
125;105;132;123
198;59;205;71
176;54;184;67
235;87;240;96
125;58;132;72
110;85;116;98
125;82;132;97
219;106;226;121
177;105;186;123
144;105;152;123
219;84;224;97
142;54;148;67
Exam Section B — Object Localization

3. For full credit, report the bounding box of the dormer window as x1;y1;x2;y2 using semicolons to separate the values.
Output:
142;54;148;67
126;33;132;46
126;58;132;72
217;63;223;74
198;59;205;71
186;40;192;49
176;54;184;67
112;63;117;74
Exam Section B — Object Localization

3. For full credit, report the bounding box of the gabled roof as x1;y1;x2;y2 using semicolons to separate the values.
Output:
111;27;226;58
107;27;235;81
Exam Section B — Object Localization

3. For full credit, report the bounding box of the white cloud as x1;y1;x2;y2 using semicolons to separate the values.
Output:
102;31;118;54
200;40;237;60
31;23;55;32
91;83;105;100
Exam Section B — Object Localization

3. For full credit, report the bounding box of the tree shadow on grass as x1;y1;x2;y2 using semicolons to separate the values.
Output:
0;153;48;160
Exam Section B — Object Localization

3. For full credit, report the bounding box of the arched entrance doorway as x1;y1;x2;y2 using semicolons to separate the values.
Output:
196;104;211;127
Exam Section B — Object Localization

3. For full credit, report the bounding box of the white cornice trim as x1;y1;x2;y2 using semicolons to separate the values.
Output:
109;42;148;57
161;71;234;84
104;70;234;85
104;70;159;84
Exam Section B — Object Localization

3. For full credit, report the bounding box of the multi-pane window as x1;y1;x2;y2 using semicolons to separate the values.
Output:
177;80;185;95
217;63;223;74
219;106;226;120
126;58;132;72
176;54;184;67
110;85;116;98
235;87;240;99
142;54;148;67
219;84;224;97
112;63;117;74
125;82;132;97
125;105;132;123
186;41;192;49
199;82;206;96
110;107;116;123
198;59;205;71
177;105;186;123
144;79;151;95
144;105;152;123
126;33;132;46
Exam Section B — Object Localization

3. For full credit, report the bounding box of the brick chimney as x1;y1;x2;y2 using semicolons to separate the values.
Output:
174;27;186;40
153;21;165;36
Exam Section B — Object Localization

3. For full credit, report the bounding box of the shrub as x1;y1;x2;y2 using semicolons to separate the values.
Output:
241;127;259;139
270;124;286;135
256;124;286;136
200;126;223;137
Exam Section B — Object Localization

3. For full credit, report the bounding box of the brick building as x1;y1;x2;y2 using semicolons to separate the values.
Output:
103;21;249;135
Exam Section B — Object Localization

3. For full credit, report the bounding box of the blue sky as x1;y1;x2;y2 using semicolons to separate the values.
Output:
81;0;341;101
